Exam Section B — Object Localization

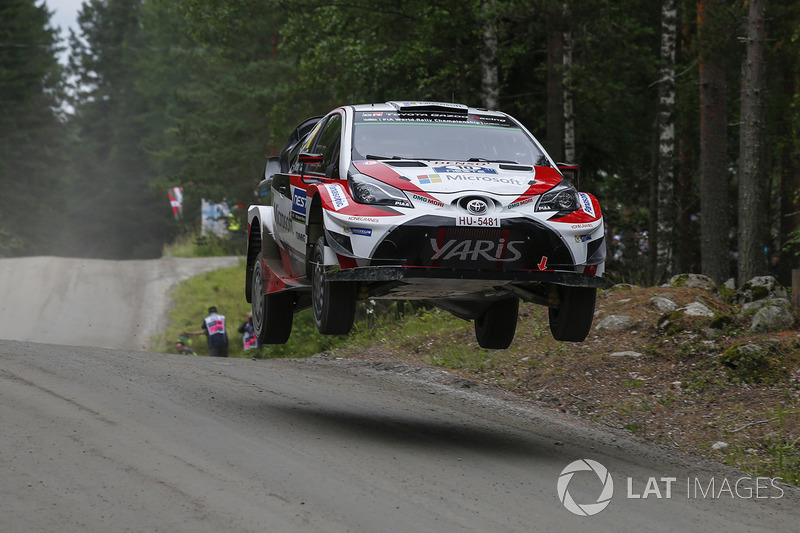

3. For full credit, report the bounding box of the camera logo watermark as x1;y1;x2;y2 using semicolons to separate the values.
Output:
557;459;614;516
558;459;785;516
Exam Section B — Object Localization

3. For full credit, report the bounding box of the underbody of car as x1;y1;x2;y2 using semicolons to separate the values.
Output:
246;101;606;349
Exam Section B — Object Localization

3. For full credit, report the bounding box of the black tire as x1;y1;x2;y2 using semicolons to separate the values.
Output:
548;285;597;342
311;237;356;335
474;297;519;349
252;252;294;344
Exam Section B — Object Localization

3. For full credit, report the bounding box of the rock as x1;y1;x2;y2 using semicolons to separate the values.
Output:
596;315;635;331
681;301;715;317
718;278;736;302
750;305;794;332
608;351;643;357
711;441;729;452
669;273;717;291
651;297;678;312
740;297;791;318
733;276;788;306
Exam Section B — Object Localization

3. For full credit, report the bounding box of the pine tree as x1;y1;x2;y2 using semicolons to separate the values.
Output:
0;0;66;255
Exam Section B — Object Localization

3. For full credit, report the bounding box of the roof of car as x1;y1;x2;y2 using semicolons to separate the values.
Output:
350;101;506;117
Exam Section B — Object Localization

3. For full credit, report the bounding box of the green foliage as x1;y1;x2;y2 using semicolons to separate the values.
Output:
0;0;67;257
64;0;174;259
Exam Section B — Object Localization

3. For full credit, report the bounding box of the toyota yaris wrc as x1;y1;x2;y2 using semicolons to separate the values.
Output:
245;101;605;349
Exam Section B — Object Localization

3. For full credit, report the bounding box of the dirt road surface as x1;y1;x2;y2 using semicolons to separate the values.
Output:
1;257;798;531
0;256;239;350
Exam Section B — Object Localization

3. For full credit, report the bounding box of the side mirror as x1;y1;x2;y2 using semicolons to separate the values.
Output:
557;162;580;190
264;156;280;181
299;152;323;165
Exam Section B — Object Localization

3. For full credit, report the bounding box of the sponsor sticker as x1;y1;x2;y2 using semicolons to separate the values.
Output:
431;238;523;262
507;197;534;209
575;234;592;243
417;174;442;185
433;164;497;174
411;193;445;207
343;226;372;237
579;193;595;217
445;174;523;185
324;184;349;211
456;216;500;228
292;188;307;215
347;216;380;223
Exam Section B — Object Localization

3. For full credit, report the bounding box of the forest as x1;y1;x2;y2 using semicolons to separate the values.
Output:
1;0;798;287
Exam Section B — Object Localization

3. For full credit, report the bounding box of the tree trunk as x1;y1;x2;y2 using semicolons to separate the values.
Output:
655;0;677;284
546;30;565;161
737;0;767;286
563;29;575;163
778;72;800;285
698;0;730;284
480;0;499;110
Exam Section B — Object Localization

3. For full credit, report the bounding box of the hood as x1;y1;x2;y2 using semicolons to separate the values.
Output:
352;160;563;198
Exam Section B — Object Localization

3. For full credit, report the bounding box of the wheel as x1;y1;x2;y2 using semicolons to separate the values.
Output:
548;285;597;342
252;252;294;344
474;297;519;349
311;237;356;335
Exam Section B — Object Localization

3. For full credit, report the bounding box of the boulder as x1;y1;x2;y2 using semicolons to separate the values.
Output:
733;276;788;306
681;301;715;317
668;273;717;291
651;297;678;312
750;305;794;332
596;315;635;331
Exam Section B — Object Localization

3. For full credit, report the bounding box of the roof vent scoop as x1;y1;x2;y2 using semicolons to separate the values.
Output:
387;101;469;114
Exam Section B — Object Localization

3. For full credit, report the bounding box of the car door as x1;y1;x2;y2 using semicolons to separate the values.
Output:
272;112;344;277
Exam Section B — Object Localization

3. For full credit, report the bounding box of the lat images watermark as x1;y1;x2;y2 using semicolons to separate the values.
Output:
557;459;785;516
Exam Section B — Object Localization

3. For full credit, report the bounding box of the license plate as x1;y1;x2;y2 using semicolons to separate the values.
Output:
456;216;500;228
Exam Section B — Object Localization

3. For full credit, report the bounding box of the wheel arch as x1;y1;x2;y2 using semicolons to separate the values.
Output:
305;192;325;277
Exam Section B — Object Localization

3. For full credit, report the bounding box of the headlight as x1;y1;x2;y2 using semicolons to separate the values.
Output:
535;188;580;212
349;173;412;208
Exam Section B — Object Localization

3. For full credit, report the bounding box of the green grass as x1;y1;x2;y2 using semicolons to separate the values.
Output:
151;259;351;358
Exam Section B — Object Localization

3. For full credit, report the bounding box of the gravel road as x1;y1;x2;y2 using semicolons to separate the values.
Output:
0;256;239;350
0;257;798;532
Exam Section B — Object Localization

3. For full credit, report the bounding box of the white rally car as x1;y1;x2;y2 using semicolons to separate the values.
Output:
246;102;605;349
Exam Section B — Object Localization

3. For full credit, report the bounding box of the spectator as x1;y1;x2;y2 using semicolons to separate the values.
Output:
238;313;259;351
175;341;196;355
185;306;229;357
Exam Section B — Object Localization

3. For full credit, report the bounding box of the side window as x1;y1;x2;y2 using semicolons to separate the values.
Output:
307;113;342;178
288;120;324;173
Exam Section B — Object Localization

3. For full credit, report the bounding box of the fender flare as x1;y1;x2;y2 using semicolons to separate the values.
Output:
245;205;278;302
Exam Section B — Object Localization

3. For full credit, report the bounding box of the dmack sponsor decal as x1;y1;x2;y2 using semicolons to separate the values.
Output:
323;184;349;211
433;164;497;174
579;192;595;217
575;234;593;243
507;197;534;209
292;188;307;215
411;193;445;207
431;238;523;262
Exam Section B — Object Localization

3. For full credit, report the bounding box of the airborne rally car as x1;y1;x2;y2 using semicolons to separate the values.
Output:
245;102;605;349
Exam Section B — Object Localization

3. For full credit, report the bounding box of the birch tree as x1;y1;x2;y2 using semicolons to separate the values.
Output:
480;0;499;110
654;0;677;283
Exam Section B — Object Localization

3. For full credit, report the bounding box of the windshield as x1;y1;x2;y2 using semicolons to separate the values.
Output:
351;111;549;166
